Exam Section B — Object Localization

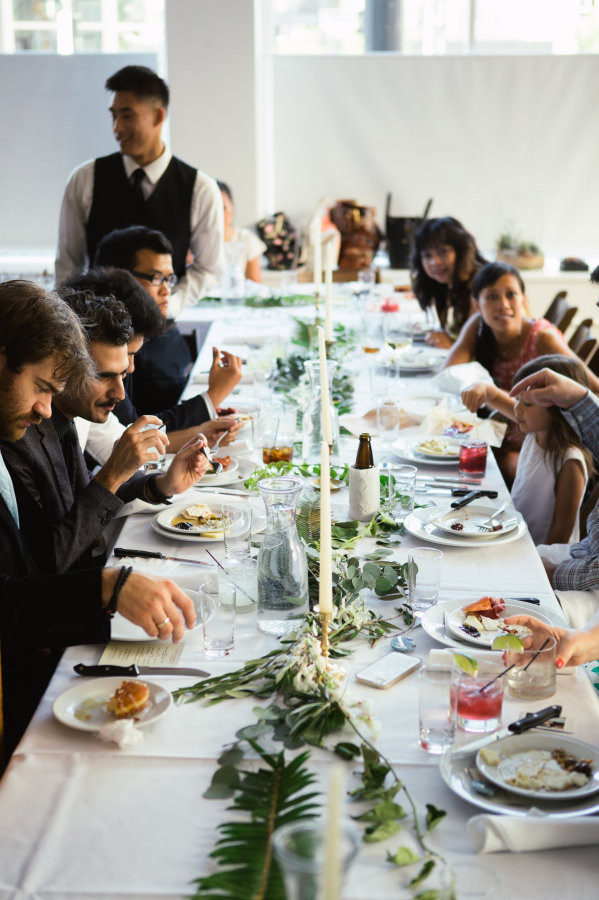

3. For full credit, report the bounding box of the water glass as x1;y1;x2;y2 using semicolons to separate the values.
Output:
141;422;167;471
408;547;443;611
505;633;557;700
376;398;400;446
221;558;257;617
272;820;361;900
383;463;417;522
418;666;455;754
198;582;236;656
222;502;253;560
451;657;504;733
459;440;488;476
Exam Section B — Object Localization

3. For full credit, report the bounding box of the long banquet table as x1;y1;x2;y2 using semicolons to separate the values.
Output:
1;299;598;900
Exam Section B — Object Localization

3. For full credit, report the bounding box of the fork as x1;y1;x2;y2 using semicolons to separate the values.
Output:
478;516;517;533
211;428;230;453
477;501;514;532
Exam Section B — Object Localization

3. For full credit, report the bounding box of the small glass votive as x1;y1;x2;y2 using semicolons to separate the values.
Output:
451;657;504;734
383;463;417;522
272;820;361;900
408;547;443;612
505;634;557;700
198;582;236;656
418;666;455;754
459;440;488;476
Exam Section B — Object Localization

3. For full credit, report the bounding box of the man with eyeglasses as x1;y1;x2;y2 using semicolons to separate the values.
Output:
94;225;242;420
55;65;224;316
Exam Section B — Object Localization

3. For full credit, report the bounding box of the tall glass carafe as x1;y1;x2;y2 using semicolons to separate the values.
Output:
257;477;308;635
301;359;339;462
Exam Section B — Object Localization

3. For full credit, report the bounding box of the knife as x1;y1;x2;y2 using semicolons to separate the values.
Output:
74;663;211;678
114;548;214;567
450;489;498;509
452;705;562;757
506;596;541;605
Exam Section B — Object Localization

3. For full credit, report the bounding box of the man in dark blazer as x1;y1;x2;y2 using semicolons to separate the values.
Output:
1;291;210;573
0;280;196;764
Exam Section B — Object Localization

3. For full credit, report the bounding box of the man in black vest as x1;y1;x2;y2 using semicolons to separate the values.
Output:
55;65;224;316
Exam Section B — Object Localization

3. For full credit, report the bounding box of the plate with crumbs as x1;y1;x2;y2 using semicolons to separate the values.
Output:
53;677;172;732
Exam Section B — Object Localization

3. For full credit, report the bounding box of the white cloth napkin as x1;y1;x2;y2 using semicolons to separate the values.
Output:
468;813;599;853
434;361;494;395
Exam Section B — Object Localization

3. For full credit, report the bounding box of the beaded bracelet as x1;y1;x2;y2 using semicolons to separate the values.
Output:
106;565;133;617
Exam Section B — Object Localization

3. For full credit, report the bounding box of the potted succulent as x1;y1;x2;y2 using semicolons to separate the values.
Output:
496;231;544;270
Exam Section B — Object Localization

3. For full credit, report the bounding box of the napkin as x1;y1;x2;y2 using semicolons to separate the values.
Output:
98;719;145;748
434;361;494;395
468;813;599;853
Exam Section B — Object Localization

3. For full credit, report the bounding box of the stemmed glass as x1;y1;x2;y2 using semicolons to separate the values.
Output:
383;313;413;385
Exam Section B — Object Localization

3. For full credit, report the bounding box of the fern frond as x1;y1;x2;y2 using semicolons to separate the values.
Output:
191;748;320;900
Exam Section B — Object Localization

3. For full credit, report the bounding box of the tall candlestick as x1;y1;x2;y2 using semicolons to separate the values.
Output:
323;765;344;900
324;239;333;341
319;440;332;615
312;216;322;298
317;326;332;446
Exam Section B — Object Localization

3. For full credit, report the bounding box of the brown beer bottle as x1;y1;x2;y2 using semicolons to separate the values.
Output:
349;433;379;521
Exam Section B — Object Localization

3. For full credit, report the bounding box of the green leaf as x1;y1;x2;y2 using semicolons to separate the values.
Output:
425;804;447;831
374;576;394;595
357;800;405;823
236;722;273;741
218;746;244;767
414;891;443;900
364;819;401;842
386;846;421;867
410;860;435;887
334;741;361;760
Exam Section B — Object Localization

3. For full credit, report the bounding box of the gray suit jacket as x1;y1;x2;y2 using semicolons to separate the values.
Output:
0;417;123;573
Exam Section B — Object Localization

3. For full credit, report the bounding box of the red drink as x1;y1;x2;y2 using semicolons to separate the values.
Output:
459;441;488;476
451;678;503;733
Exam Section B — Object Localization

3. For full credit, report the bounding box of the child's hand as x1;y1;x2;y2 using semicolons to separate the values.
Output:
461;382;488;413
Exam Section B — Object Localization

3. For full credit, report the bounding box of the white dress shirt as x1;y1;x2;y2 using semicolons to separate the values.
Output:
55;147;225;316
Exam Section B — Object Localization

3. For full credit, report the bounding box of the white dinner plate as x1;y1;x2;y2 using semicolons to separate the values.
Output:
110;589;211;642
412;437;462;460
53;677;172;732
155;497;246;539
151;494;265;543
444;598;555;648
403;507;527;548
475;733;599;801
440;742;599;818
391;440;460;467
430;503;518;539
420;597;564;650
398;351;445;374
198;460;242;487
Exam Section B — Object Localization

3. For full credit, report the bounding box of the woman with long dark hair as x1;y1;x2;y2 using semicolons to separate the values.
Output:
410;216;487;348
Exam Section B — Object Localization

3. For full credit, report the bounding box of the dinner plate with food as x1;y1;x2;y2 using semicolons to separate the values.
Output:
444;596;555;648
420;596;564;650
53;677;172;732
392;437;461;466
152;495;262;543
475;733;599;801
403;507;527;548
430;504;519;539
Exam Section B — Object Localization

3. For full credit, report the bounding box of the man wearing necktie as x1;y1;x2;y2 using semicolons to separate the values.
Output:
55;65;224;316
0;280;196;764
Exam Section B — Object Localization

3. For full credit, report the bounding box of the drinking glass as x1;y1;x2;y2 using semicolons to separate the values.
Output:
505;634;557;700
262;401;295;464
272;820;361;900
376;398;400;446
459;440;488;476
220;558;257;617
383;312;413;385
408;547;443;611
451;657;504;733
383;464;417;522
418;666;455;754
140;423;167;472
198;582;236;656
222;502;253;560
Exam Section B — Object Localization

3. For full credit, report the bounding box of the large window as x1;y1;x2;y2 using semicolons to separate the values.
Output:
272;0;599;54
1;0;164;52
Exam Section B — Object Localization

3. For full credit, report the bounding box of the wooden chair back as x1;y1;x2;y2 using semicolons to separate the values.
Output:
550;297;578;334
543;290;568;324
575;337;598;365
568;319;594;354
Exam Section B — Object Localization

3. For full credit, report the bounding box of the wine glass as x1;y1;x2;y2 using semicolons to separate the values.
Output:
383;313;413;384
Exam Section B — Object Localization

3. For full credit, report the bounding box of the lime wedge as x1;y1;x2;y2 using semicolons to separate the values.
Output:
453;653;479;675
492;634;524;651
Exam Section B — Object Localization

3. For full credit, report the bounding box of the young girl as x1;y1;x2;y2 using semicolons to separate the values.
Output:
464;354;592;545
446;261;599;484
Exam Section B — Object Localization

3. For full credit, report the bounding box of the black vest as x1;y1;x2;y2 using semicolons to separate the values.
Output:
86;152;196;278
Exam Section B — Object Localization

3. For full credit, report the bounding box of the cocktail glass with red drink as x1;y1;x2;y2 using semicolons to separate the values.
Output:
459;440;488;476
451;659;504;733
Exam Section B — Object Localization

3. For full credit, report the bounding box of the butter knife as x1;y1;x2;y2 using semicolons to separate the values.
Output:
74;663;211;678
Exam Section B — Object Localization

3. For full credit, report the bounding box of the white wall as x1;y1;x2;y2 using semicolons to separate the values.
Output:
273;54;599;259
0;52;156;252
